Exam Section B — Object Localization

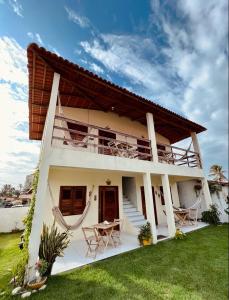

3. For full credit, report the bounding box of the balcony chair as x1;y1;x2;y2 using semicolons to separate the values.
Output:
82;226;105;259
111;219;123;245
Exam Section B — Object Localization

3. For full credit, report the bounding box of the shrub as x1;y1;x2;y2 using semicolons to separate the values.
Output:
12;169;39;286
201;204;221;225
138;222;152;245
175;228;186;240
39;223;71;276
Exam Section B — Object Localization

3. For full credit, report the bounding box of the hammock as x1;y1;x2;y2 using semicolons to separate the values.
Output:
56;94;91;148
48;182;94;231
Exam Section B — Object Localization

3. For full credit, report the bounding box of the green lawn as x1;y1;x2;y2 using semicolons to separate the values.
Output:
1;225;228;300
0;232;23;294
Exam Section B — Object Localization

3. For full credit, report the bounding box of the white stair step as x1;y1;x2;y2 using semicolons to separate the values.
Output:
128;215;145;222
125;211;143;217
123;204;134;209
123;207;138;212
133;220;147;226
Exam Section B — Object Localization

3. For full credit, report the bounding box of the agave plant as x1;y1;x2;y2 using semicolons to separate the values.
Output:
39;223;71;276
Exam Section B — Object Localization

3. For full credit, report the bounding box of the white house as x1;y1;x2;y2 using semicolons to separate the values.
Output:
26;44;212;279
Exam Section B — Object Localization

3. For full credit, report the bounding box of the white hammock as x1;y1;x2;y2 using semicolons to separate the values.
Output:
48;183;94;231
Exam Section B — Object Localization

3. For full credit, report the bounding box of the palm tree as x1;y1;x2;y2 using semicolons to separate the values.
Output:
209;165;227;182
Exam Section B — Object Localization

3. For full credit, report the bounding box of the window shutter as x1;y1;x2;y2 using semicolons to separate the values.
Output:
59;186;87;216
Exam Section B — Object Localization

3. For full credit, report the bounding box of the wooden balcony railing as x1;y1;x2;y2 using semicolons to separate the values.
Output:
52;115;201;168
157;142;201;168
52;115;152;161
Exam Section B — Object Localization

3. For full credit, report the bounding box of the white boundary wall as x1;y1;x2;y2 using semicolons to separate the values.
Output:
0;207;29;232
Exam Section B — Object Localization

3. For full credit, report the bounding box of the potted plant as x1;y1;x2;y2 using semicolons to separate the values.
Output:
194;184;202;197
27;259;48;290
138;222;152;246
38;222;71;276
175;228;186;240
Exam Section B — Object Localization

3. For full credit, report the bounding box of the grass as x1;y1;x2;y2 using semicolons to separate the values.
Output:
0;232;23;294
1;225;228;299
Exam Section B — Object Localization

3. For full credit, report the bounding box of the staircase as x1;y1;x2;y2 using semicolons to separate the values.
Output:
123;196;147;229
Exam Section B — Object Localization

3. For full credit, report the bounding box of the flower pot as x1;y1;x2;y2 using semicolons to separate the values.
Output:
142;238;152;246
43;262;54;277
27;277;47;290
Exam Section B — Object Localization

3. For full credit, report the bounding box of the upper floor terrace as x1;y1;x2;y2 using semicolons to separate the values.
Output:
27;44;206;171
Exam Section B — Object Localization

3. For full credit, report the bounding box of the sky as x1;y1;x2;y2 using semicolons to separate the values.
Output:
0;0;228;188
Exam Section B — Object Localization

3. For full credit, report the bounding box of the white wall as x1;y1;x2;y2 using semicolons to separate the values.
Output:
211;186;228;223
0;207;28;233
178;180;228;221
45;168;126;239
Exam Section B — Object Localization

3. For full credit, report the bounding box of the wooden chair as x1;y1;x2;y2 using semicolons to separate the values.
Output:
82;226;105;259
111;219;123;245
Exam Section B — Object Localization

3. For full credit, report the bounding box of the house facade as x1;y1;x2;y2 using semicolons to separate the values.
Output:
27;44;212;279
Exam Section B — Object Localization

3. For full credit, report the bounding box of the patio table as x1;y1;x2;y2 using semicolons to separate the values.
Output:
174;210;189;226
93;221;118;250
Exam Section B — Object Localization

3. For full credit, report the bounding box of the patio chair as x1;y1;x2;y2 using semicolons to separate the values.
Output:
172;197;202;226
82;226;105;259
111;219;123;245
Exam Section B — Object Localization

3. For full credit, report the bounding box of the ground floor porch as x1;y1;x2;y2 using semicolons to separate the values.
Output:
52;221;208;275
27;165;212;280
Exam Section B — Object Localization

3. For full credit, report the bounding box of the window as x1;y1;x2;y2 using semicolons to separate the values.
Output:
137;139;151;160
59;186;87;216
98;130;116;155
157;144;166;157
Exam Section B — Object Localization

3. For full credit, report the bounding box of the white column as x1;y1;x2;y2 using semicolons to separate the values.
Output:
27;73;60;281
191;132;203;168
170;182;180;208
161;174;176;237
143;173;157;244
201;177;212;209
146;112;158;163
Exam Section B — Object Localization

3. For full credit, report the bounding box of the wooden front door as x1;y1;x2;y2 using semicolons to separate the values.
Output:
140;186;158;225
99;186;119;222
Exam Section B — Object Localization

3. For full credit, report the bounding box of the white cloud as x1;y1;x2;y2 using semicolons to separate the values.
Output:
80;35;175;106
0;37;40;187
65;6;90;28
51;47;60;56
0;36;27;85
9;0;23;17
80;0;228;175
27;32;44;45
89;62;104;74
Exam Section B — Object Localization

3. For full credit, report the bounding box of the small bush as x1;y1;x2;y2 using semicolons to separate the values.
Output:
175;228;186;240
201;204;221;225
138;222;152;245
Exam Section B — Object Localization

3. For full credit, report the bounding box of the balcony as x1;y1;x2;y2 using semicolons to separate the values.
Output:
52;115;201;168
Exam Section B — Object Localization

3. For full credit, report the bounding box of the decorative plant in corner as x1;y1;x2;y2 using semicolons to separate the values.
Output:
175;228;186;240
38;222;71;276
201;204;221;225
138;222;152;246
